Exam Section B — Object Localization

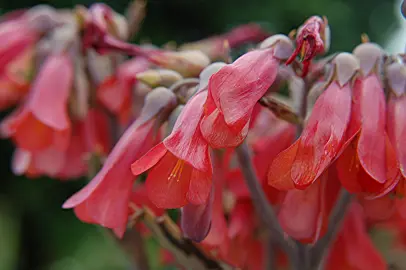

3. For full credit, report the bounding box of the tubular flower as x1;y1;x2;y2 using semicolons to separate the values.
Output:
0;18;37;75
0;53;73;152
268;53;359;190
0;46;34;110
278;168;341;243
199;151;228;246
62;88;176;237
200;34;294;148
336;43;400;197
181;186;214;242
326;203;386;270
11;108;111;179
131;90;212;209
285;16;330;77
386;62;406;195
97;56;150;124
217;201;265;269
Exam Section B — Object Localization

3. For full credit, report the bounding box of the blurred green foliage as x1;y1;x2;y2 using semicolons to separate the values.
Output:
0;0;400;269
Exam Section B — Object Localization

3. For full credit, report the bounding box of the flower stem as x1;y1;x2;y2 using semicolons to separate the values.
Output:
235;142;300;270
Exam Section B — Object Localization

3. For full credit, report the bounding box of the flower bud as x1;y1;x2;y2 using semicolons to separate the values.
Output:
136;69;183;88
149;50;211;78
166;105;184;137
25;5;60;33
332;52;360;87
352;43;385;76
135;87;177;127
198;62;227;91
386;62;406;97
259;34;294;60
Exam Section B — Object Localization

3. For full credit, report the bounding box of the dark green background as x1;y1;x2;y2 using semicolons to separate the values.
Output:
0;0;400;269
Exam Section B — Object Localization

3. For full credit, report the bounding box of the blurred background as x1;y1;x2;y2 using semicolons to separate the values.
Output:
0;0;404;269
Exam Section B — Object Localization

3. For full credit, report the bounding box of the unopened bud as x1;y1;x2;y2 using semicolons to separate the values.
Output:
198;62;227;91
333;53;360;87
48;24;78;53
25;5;60;32
134;81;152;96
86;50;114;85
402;0;406;19
166;105;184;136
353;43;385;76
110;11;129;40
136;87;177;127
136;69;183;88
150;50;211;78
306;81;325;118
386;62;406;97
259;34;294;60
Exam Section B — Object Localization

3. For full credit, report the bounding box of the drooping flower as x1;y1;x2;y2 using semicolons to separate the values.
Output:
326;203;386;270
386;61;406;195
0;17;37;75
181;186;214;242
268;53;359;190
97;56;150;124
200;34;294;148
336;43;400;197
0;46;33;110
197;151;228;245
63;87;176;237
278;168;341;243
12;108;111;180
285;16;330;77
0;53;73;152
131;90;212;209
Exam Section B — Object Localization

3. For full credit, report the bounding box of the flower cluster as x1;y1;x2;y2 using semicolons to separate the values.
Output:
2;3;406;270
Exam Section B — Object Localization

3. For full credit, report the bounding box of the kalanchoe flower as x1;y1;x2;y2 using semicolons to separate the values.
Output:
286;16;330;77
147;50;211;78
181;187;214;242
278;168;341;243
0;46;33;110
326;203;386;270
269;53;359;190
360;194;396;223
386;62;406;195
200;34;294;149
201;151;228;246
97;56;150;124
336;43;400;197
0;53;73;152
11;109;111;179
0;16;36;75
63;87;176;237
131;89;212;208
